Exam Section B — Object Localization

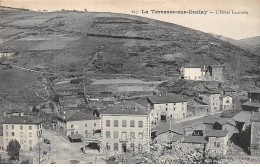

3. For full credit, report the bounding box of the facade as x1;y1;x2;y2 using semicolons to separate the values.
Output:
213;118;237;139
100;101;151;153
55;111;100;141
250;113;260;156
206;130;229;155
221;95;233;110
199;91;221;112
2;116;42;151
187;98;209;116
147;95;187;124
207;65;224;81
180;66;202;80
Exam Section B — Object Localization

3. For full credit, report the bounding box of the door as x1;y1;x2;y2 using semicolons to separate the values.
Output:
122;143;127;153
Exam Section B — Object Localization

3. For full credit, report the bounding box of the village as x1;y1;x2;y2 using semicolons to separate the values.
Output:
0;62;260;164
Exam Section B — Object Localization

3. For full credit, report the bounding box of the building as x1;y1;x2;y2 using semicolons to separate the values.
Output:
181;117;206;135
232;111;252;132
55;111;100;142
180;65;203;80
213;118;237;139
151;121;184;143
199;91;221;112
206;130;229;155
250;113;260;156
4;109;26;117
220;95;233;111
100;101;151;153
2;116;42;151
207;65;224;81
0;124;3;152
147;94;187;124
242;91;260;112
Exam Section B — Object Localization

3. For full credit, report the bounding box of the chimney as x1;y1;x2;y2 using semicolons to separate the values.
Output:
121;105;124;110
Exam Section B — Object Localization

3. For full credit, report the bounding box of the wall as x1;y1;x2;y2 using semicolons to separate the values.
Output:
187;105;209;116
207;134;229;155
3;123;42;151
183;68;202;80
66;119;100;137
100;114;150;153
251;122;260;156
222;96;233;110
0;136;3;152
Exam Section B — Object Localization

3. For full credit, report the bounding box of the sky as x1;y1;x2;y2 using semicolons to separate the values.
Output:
1;0;260;40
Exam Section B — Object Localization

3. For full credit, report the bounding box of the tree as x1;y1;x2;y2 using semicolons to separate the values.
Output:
7;139;21;161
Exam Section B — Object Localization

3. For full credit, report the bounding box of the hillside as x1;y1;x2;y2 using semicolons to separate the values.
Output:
0;6;260;106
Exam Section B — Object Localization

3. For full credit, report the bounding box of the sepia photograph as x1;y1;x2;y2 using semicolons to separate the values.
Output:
0;0;259;165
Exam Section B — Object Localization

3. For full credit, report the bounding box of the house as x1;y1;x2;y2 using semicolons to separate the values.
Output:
181;117;206;135
204;82;221;91
100;101;151;153
242;91;260;112
207;65;224;81
2;116;42;151
213;118;238;139
180;65;203;80
147;94;187;124
151;121;184;143
0;52;14;59
187;98;209;116
54;111;100;142
218;87;236;96
220;95;233;111
4;109;26;117
220;109;240;118
198;91;221;112
233;111;252;132
206;130;229;155
203;117;219;131
182;136;208;148
250;113;260;156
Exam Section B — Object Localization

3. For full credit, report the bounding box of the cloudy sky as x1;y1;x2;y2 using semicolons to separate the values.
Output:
1;0;260;40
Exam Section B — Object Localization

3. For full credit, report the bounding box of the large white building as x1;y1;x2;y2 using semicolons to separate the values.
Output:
2;116;42;151
180;66;203;81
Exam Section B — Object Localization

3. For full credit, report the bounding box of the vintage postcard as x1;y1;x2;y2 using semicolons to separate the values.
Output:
0;0;259;165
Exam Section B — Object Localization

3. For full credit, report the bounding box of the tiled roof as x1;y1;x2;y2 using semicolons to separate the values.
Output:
2;116;42;125
204;117;219;124
147;94;186;104
216;118;236;127
221;109;240;118
152;121;184;135
233;111;252;123
171;135;184;142
206;130;228;137
182;136;208;144
222;87;236;92
102;101;149;115
182;65;202;68
68;134;84;140
209;65;223;68
242;101;260;108
181;117;205;128
6;109;25;114
57;111;99;122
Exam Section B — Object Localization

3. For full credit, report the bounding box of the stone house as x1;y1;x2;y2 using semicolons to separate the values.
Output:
207;65;224;81
198;91;221;112
187;98;209;116
206;130;229;155
242;91;260;112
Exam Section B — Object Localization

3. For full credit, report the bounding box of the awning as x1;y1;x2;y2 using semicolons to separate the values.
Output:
68;134;84;140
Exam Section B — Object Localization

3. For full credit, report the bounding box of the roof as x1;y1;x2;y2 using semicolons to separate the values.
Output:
242;101;260;108
6;109;25;114
216;118;236;127
57;111;99;122
171;135;184;142
68;134;84;140
251;113;260;122
152;121;184;135
206;130;228;137
209;65;224;68
181;117;205;128
182;136;208;144
2;116;42;125
102;101;149;115
233;111;252;123
204;117;219;124
221;109;240;118
147;95;186;104
248;91;260;94
182;65;202;68
222;87;236;92
206;91;221;94
204;82;220;89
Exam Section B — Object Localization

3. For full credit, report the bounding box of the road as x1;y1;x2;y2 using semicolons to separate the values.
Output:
41;129;106;164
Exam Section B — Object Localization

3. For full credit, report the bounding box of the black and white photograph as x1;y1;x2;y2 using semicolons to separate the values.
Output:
0;0;259;165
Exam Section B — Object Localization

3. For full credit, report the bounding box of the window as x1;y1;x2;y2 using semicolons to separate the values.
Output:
114;143;118;151
29;140;32;145
20;140;24;144
138;132;143;139
138;144;143;151
85;124;87;127
130;120;135;127
138;121;143;128
130;143;135;151
70;125;74;129
226;100;230;103
29;146;32;151
29;126;32;130
75;131;78;134
106;120;110;127
11;132;14;136
114;120;118;127
122;132;127;139
122;120;127;127
114;131;118;139
106;131;111;138
11;125;14;130
29;132;32;137
20;126;23;130
6;125;8;130
166;108;168;111
6;132;8;137
85;130;88;134
170;114;172;118
20;132;23;137
214;142;220;147
94;123;96;127
71;131;74;135
130;132;135;139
